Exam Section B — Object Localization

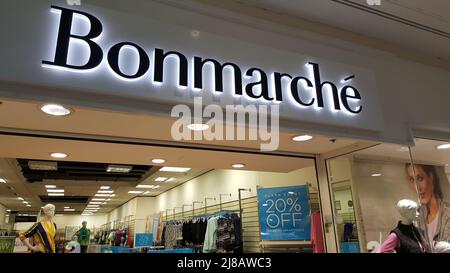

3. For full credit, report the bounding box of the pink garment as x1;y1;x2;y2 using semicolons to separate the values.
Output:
311;212;325;253
380;233;400;253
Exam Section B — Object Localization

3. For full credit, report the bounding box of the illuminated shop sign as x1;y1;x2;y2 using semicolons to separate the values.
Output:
43;5;362;114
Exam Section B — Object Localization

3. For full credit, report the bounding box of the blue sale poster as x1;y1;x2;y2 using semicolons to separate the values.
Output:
258;185;311;240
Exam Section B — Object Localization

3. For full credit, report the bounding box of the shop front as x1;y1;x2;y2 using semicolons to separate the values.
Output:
0;0;449;254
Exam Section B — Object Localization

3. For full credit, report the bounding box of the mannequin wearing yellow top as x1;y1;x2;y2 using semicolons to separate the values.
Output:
19;204;57;253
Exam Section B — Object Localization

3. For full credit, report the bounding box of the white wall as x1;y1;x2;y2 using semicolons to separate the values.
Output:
108;166;318;228
13;214;108;232
154;167;318;214
0;203;6;226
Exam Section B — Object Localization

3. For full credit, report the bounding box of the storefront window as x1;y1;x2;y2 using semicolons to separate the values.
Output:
326;143;425;253
409;138;450;251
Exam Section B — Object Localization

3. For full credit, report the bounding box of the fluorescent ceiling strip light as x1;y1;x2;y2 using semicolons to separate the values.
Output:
45;185;56;188
48;193;64;196
95;194;110;197
100;186;110;190
136;185;155;189
128;191;143;194
159;167;191;173
47;189;64;193
97;190;114;194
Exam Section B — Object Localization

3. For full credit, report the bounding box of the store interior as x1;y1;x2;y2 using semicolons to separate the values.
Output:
0;98;449;253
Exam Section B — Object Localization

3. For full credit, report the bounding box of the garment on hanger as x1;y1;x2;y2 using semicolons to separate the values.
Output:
311;212;325;253
203;216;219;253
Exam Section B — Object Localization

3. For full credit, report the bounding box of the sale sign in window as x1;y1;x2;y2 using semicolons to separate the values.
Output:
257;185;311;240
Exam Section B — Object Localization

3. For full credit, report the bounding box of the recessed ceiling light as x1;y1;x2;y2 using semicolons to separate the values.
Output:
152;158;166;164
143;191;150;195
187;123;209;131
87;204;99;207
64;207;70;209
154;177;167;182
22;201;29;204
89;202;103;205
136;185;155;189
110;194;116;197
0;178;6;183
106;198;111;201
17;197;24;201
5;214;9;217
128;191;143;194
106;165;132;173
100;186;110;190
6;209;11;212
292;135;313;142
81;213;93;216
47;189;64;193
95;194;110;197
437;144;450;150
40;104;72;116
50;152;68;159
232;163;245;169
165;178;175;182
92;198;106;201
64;208;75;212
160;167;191;173
153;185;160;189
45;185;56;188
97;190;114;194
26;204;31;207
48;193;64;196
371;173;382;177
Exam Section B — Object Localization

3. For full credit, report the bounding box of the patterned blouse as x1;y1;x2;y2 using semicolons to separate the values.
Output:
19;221;57;253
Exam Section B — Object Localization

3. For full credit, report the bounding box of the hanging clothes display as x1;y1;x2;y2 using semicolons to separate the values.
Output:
202;212;243;253
163;221;183;249
310;212;325;253
182;218;208;246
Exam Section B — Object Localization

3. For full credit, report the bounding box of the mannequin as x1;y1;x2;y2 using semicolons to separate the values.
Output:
380;199;431;253
19;204;57;253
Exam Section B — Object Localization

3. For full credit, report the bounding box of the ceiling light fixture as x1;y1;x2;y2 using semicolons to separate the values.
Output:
143;191;150;195
165;178;175;182
64;207;70;209
106;165;132;173
187;123;209;131
100;186;110;190
92;198;106;201
26;204;32;207
22;201;29;204
153;185;160;189
154;177;167;182
64;209;75;212
40;104;72;116
95;194;110;197
6;209;11;212
292;135;313;142
89;202;103;205
97;190;114;194
152;158;166;164
106;199;111;201
48;193;64;196
136;185;155;189
47;189;64;193
50;152;68;159
18;197;24;201
0;178;6;183
128;191;143;194
232;163;245;169
45;185;56;188
160;167;191;173
437;144;450;150
87;204;99;207
110;194;116;197
371;173;382;177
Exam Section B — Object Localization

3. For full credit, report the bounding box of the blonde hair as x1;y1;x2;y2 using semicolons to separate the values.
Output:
38;204;55;221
